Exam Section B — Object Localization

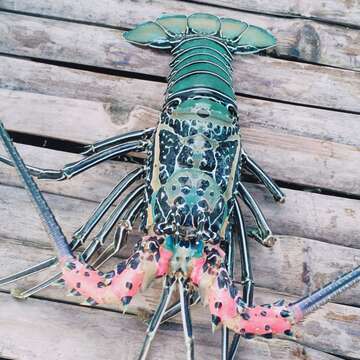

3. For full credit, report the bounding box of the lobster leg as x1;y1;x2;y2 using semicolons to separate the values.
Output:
138;276;176;360
227;199;254;360
0;139;147;180
81;128;154;156
221;224;236;360
160;292;201;324
241;151;285;203
179;279;195;360
12;188;145;299
0;167;144;286
90;198;144;269
237;182;276;247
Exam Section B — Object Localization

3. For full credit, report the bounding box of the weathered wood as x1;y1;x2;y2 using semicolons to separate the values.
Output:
0;0;359;70
0;237;359;358
1;14;360;112
0;75;360;198
130;106;360;196
0;183;359;306
1;143;360;249
2;87;360;197
194;0;360;27
0;292;345;360
1;89;360;147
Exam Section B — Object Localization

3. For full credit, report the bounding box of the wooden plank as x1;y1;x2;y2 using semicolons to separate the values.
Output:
0;0;359;70
0;237;359;358
1;85;360;196
0;292;344;360
1;143;360;249
0;183;359;306
131;106;360;195
1;89;360;147
194;0;360;27
0;14;360;112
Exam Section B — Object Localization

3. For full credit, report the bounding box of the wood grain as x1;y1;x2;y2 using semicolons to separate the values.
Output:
1;84;360;196
0;291;346;360
0;235;359;358
1;139;360;249
0;181;359;306
0;0;359;70
1;89;360;147
194;0;360;27
0;13;360;112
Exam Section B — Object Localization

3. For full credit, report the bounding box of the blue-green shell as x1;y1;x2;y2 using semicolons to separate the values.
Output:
124;13;276;54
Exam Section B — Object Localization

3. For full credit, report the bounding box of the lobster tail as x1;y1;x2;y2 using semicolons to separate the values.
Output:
289;265;360;321
123;13;276;54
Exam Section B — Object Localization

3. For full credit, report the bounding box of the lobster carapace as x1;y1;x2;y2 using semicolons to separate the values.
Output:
0;13;359;360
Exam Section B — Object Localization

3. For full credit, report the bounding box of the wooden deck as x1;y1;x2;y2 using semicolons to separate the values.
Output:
0;1;359;359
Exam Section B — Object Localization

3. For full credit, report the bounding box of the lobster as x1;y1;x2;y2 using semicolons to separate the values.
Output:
0;13;359;360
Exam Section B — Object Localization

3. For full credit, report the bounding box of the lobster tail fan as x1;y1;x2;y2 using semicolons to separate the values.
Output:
231;25;276;54
290;266;360;321
156;14;188;38
123;21;171;49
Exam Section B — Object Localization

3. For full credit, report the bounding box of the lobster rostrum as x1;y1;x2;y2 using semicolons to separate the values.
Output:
0;13;359;360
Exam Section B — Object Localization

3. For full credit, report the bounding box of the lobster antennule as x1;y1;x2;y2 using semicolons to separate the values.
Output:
289;265;360;321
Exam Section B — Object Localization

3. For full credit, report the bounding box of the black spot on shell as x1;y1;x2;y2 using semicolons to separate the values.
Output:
244;333;254;339
241;312;251;320
84;271;90;277
97;282;105;288
211;315;221;326
214;302;222;309
122;296;132;306
261;311;267;317
76;282;81;289
116;262;126;274
229;284;238;299
126;282;133;290
265;325;271;331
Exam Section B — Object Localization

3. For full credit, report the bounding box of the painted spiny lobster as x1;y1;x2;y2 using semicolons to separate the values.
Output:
0;13;359;360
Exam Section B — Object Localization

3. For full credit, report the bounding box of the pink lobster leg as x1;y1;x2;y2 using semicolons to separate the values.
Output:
60;235;173;306
191;245;293;338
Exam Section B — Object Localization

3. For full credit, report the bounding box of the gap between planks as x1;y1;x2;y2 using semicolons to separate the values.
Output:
0;292;348;360
0;88;360;196
0;0;359;70
0;12;360;114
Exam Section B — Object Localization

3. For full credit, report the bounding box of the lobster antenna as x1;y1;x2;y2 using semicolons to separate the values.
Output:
0;122;72;259
290;266;360;319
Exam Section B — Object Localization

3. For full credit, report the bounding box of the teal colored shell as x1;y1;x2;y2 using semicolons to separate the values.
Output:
123;13;276;54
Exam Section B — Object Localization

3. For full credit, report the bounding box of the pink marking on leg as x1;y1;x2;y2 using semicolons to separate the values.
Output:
60;236;173;306
156;247;173;276
190;258;206;286
232;305;293;336
110;268;144;299
60;257;115;304
209;287;238;321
